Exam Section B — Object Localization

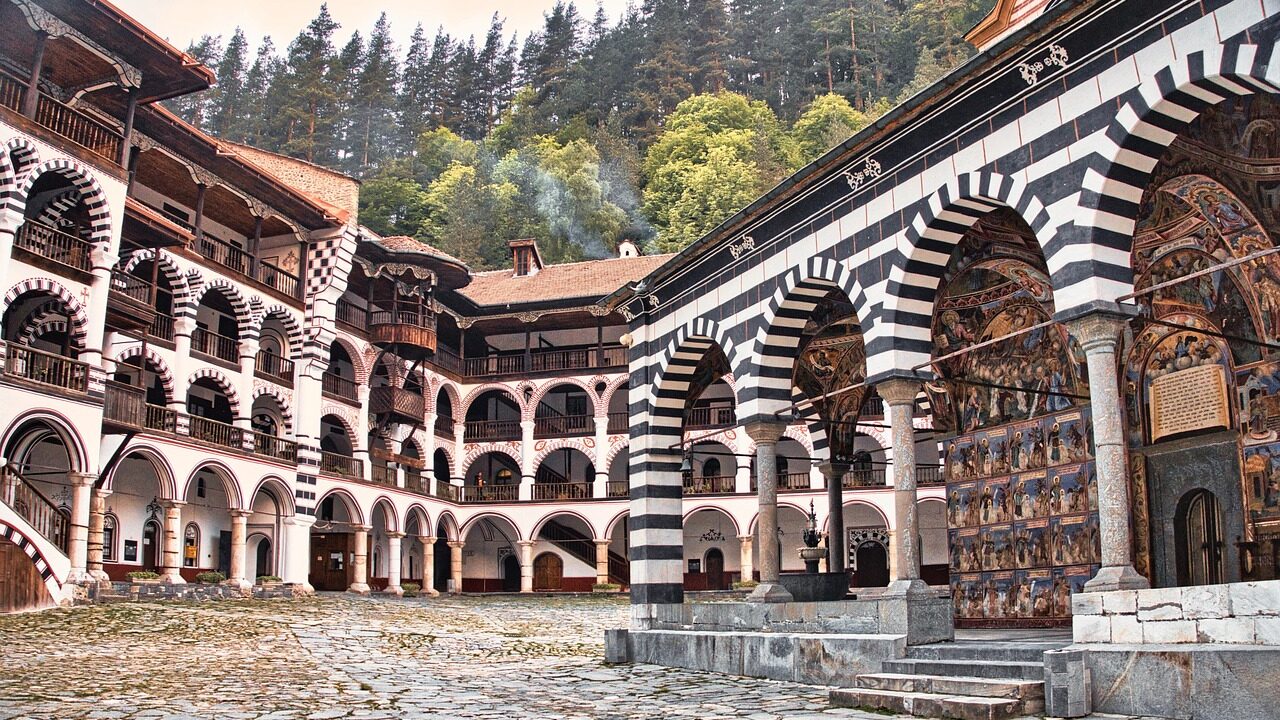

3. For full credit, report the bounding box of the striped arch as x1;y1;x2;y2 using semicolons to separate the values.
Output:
187;368;241;418
1;409;88;474
34;187;81;228
460;382;525;420
190;278;252;333
782;423;814;455
599;373;630;416
526;377;598;421
319;405;359;444
0;521;62;601
15;159;112;249
3;277;90;350
252;385;294;434
114;346;176;403
604;438;630;469
105;445;179;499
329;336;369;384
873;171;1046;380
253;304;304;360
16;299;68;346
740;256;872;421
432;441;455;471
1068;40;1280;315
1;138;40;205
118;248;188;304
531;437;593;468
427;378;462;416
649;318;736;442
461;442;522;473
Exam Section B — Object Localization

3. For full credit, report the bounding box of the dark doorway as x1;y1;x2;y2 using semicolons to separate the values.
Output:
1176;489;1225;586
502;554;521;592
255;538;271;578
704;548;726;590
142;520;160;571
309;533;352;591
854;541;889;587
433;537;450;593
533;552;563;591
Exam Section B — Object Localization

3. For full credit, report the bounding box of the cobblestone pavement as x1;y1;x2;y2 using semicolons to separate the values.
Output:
0;594;1163;720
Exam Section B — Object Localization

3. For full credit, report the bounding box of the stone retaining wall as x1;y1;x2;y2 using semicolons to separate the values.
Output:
83;581;308;604
1072;580;1280;645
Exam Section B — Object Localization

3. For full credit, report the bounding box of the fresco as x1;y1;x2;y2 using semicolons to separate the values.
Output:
793;301;868;464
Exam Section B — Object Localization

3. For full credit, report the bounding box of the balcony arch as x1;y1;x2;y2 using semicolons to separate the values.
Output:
15;158;112;251
3;278;89;354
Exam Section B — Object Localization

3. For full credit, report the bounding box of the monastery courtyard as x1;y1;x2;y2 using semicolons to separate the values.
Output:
0;594;1161;720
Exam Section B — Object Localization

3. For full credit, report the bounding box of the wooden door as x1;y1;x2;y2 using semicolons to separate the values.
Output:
0;537;51;613
142;520;160;571
309;533;352;591
855;541;890;587
704;548;726;590
533;552;563;591
502;554;521;592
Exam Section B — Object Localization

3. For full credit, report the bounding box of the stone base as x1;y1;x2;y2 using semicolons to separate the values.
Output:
776;572;850;602
348;583;371;595
82;581;302;604
746;582;794;603
223;579;254;597
1082;565;1150;593
884;578;935;598
1083;644;1280;719
383;585;405;597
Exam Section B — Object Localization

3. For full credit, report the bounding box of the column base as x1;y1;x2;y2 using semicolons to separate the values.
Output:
427;587;440;598
746;582;794;603
223;578;253;595
89;569;110;584
66;569;92;585
1083;565;1150;593
884;578;934;598
159;571;186;585
348;582;371;595
383;584;404;596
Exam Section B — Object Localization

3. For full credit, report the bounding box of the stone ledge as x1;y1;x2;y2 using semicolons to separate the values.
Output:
1072;580;1280;646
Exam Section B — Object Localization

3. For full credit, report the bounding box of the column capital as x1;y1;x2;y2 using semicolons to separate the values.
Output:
1063;307;1137;352
238;339;260;359
743;420;786;444
593;538;610;546
229;509;252;519
158;499;185;509
352;524;372;533
737;535;753;543
285;514;316;529
386;531;406;539
516;539;535;548
68;471;98;487
418;535;437;545
818;461;849;480
876;378;921;406
448;540;465;549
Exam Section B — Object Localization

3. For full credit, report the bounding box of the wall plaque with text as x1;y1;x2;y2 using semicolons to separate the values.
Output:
1150;364;1230;441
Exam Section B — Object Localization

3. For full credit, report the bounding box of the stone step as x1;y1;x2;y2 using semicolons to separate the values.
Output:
855;672;1045;703
830;687;1025;720
906;642;1064;664
881;658;1045;681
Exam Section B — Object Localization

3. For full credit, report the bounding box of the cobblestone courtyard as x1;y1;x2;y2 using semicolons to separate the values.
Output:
0;595;1169;720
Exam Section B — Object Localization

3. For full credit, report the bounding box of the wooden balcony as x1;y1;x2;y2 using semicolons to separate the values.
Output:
335;299;367;331
255;352;295;386
463;344;627;380
459;484;519;503
322;373;360;404
369;386;425;423
780;472;812;491
371;463;396;486
683;475;735;495
532;413;594;439
146;314;175;344
13;222;92;275
684;405;735;430
464;419;521;442
606;480;628;498
191;327;239;364
251;431;297;463
256;260;300;299
320;451;363;479
106;271;157;333
195;233;249;276
607;412;628;435
533;482;591;501
433;482;459;502
3;344;89;395
368;309;437;358
188;414;242;450
434;414;455;438
843;468;886;489
103;380;146;433
0;69;122;164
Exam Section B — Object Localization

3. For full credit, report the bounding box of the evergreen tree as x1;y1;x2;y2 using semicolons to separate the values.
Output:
279;4;341;163
333;32;365;171
244;38;285;147
399;25;432;152
354;14;400;174
169;35;223;127
209;29;249;138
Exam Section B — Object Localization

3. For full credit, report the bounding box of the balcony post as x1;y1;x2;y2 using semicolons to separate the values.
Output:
418;535;440;596
349;524;371;594
519;419;535;501
193;183;207;242
248;215;264;282
118;88;138;167
518;540;535;593
385;531;405;595
593;416;609;498
22;31;46;120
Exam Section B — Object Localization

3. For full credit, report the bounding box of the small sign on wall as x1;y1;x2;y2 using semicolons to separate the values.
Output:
688;559;701;573
123;540;137;562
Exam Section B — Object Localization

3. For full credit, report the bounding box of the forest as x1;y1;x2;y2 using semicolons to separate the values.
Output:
169;0;994;268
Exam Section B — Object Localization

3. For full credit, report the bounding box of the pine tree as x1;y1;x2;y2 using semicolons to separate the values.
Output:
279;4;341;163
400;24;432;153
247;37;286;148
209;29;249;138
355;14;400;174
169;35;223;127
689;0;731;93
333;32;365;171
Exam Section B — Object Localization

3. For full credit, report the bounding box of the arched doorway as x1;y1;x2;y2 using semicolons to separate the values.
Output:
855;540;889;587
704;548;726;590
142;519;161;571
1176;489;1225;586
533;552;563;591
501;554;521;592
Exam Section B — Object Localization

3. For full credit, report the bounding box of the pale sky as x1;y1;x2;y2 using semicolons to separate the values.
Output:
113;1;632;59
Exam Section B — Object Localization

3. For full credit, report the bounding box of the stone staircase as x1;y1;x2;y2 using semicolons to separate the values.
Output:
830;638;1069;720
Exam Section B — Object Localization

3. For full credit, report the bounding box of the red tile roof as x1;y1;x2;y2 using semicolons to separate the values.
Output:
458;254;675;307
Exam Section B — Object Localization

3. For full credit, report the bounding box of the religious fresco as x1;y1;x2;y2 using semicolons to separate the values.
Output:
792;296;868;464
933;210;1099;625
1124;94;1280;583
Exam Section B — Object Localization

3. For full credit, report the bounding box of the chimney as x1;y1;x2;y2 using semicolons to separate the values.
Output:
509;238;543;277
618;239;643;258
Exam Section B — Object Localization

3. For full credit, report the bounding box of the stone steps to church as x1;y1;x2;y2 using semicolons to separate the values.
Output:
829;687;1026;720
905;641;1063;664
853;671;1044;705
881;657;1046;680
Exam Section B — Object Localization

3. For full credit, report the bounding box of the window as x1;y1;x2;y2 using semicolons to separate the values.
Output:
703;458;721;478
197;478;206;498
102;514;117;562
496;468;514;484
182;523;200;568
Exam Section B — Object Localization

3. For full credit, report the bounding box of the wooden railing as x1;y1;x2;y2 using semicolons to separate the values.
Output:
917;464;943;486
104;381;146;428
196;234;249;275
460;484;519;503
369;386;425;420
145;404;177;433
188;415;242;449
1;466;69;552
335;299;367;329
606;480;629;498
148;313;175;342
34;94;122;162
843;468;886;488
464;419;521;442
532;413;594;438
683;475;735;495
191;327;239;363
371;463;396;486
256;261;299;298
432;346;464;374
320;451;363;478
0;71;23;113
860;395;884;418
4;344;89;393
255;352;295;385
434;414;455;438
14;222;92;272
110;270;152;303
533;482;591;500
462;343;627;379
780;471;812;491
685;405;735;430
433;482;459;502
369;309;434;329
404;469;426;493
322;373;359;403
251;431;297;463
607;411;628;435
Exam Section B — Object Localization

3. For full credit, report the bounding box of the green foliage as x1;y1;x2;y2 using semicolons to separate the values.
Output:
592;582;621;592
126;570;160;581
793;94;870;163
196;571;226;584
256;575;283;584
401;582;421;597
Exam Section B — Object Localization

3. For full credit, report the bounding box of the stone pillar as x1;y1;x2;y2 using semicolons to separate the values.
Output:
519;420;535;500
738;535;754;583
283;515;315;592
594;539;611;585
66;472;95;583
879;378;929;597
171;316;196;412
86;486;111;582
593;416;610;498
448;540;464;594
349;524;371;594
1067;311;1150;592
159;500;185;584
745;421;792;603
419;535;440;597
355;386;372;483
81;247;117;369
226;510;251;590
453;423;466;484
385;531;404;595
821;462;850;574
518;539;535;593
237;339;259;428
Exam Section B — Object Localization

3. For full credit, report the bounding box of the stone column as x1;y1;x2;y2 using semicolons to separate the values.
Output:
349;524;371;594
81;247;118;369
593;416;610;498
448;540;464;594
518;539;535;593
356;385;372;483
385;531;404;596
738;535;754;583
879;378;929;597
745;421;792;602
159;500;185;584
171;316;196;413
66;472;96;583
86;486;111;582
227;510;251;590
594;539;611;585
419;535;440;597
519;420;535;500
1067;311;1150;592
282;515;314;591
821;462;850;574
237;339;259;431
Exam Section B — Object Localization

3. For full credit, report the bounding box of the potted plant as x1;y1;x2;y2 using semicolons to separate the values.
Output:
592;582;622;593
731;580;759;591
126;570;161;584
401;582;421;597
256;575;282;587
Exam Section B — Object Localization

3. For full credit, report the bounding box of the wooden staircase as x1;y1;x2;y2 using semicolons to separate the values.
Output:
542;520;628;585
1;465;70;554
831;638;1068;720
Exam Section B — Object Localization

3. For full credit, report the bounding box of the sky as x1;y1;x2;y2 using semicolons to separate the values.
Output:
113;0;632;58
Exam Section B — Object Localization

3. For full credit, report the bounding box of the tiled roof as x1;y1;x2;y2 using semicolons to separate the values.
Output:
375;235;469;266
457;254;675;307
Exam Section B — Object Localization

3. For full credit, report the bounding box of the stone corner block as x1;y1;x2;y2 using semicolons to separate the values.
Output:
1229;581;1280;618
1073;614;1111;644
1181;585;1229;619
1101;589;1138;615
1197;617;1255;645
1071;592;1104;616
603;628;632;664
1142;619;1197;644
1136;587;1184;622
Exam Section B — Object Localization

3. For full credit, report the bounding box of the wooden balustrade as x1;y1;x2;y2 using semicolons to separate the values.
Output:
191;327;239;363
195;234;249;275
404;469;426;494
684;405;735;430
371;463;396;486
532;413;594;438
14;222;92;272
843;468;887;488
335;299;367;329
434;414;455;438
464;419;521;442
606;480;629;498
188;415;242;449
462;344;627;379
148;313;175;342
460;484;519;503
3;344;89;393
533;482;591;500
251;431;297;463
0;71;23;113
683;475;735;495
779;472;812;491
322;373;360;403
34;94;122;162
256;260;300;298
917;464;943;486
434;482;459;502
0;466;69;552
607;412;628;435
104;381;146;428
110;271;152;303
145;404;177;433
255;352;295;385
369;386;425;420
320;451;363;478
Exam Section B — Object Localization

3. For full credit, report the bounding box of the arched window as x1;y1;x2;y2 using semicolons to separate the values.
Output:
496;468;514;484
102;513;118;562
702;458;721;477
182;522;200;568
